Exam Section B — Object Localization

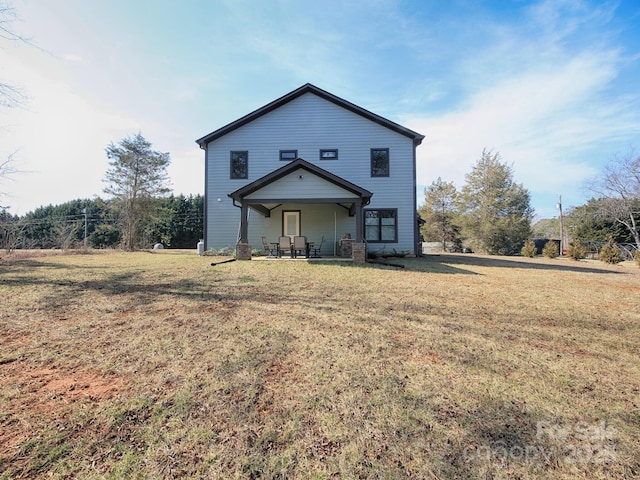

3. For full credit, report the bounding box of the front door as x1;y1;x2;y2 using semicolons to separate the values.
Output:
283;210;300;241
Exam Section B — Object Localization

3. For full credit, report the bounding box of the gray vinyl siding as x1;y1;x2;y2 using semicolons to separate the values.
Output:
245;169;359;200
205;92;417;253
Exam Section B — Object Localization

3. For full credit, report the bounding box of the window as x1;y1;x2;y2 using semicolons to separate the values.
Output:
365;209;397;242
320;149;338;160
371;148;389;177
230;151;248;179
280;150;297;161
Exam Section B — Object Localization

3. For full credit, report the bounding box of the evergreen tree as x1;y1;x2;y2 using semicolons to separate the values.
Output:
103;133;171;250
457;149;533;255
166;194;204;248
0;206;21;251
598;236;622;264
521;239;537;258
141;194;203;248
567;239;587;260
542;240;559;258
418;177;461;251
567;198;636;244
21;198;106;248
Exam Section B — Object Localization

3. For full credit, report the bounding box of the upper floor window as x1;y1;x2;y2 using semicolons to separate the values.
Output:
371;148;389;177
320;149;338;160
365;209;397;242
280;150;297;161
230;151;248;179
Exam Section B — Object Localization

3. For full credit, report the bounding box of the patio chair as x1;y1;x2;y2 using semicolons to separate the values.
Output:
311;236;325;258
278;236;292;258
293;235;308;258
262;236;276;257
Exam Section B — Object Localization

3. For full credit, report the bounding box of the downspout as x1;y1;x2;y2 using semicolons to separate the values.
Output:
363;196;371;250
201;142;209;250
231;199;243;245
354;196;371;244
334;210;337;257
412;141;419;256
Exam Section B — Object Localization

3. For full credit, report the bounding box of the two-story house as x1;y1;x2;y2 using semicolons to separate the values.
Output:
195;83;425;261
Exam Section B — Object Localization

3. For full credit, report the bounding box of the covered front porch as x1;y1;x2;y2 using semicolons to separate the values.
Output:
228;159;372;262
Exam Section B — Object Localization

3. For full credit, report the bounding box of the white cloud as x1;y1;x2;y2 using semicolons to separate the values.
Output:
62;53;86;63
407;4;640;215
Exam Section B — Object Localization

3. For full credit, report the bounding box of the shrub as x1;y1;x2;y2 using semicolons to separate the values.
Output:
598;237;622;264
88;224;121;248
521;239;537;258
542;240;559;259
567;239;587;260
204;247;235;257
383;249;409;258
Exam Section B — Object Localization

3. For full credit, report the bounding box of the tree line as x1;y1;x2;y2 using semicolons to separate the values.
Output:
419;148;640;258
1;132;203;251
0;194;203;251
419;149;534;255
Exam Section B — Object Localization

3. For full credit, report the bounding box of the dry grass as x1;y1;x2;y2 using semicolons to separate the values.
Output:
1;250;639;479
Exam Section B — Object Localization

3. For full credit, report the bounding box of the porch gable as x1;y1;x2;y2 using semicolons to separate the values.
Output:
228;158;372;245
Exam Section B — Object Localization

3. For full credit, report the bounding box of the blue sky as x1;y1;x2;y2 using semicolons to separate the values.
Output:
1;0;639;219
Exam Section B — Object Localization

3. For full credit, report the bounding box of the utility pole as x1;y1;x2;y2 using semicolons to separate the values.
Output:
82;207;88;248
557;195;564;256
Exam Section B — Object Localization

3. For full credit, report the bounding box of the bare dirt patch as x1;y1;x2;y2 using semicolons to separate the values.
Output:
0;362;125;459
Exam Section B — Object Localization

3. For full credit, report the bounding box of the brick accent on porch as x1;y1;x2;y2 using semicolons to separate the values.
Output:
236;243;252;260
351;242;366;263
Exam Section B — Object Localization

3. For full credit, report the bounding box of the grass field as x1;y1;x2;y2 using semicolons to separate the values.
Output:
1;250;639;479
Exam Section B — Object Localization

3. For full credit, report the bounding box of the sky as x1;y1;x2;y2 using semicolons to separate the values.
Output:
1;0;639;219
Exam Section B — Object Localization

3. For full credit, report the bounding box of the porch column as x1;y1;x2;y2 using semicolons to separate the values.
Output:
354;198;363;242
236;202;252;260
239;202;249;243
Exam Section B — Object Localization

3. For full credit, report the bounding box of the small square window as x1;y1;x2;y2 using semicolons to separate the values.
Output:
371;148;389;177
280;150;297;161
320;149;338;160
230;151;248;179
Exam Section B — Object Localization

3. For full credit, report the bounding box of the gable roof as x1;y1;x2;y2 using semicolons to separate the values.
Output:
196;83;425;148
228;158;372;202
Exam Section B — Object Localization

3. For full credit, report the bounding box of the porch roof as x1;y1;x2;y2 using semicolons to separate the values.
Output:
228;158;372;210
231;159;372;243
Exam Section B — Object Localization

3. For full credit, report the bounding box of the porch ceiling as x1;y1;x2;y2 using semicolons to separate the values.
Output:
245;200;362;218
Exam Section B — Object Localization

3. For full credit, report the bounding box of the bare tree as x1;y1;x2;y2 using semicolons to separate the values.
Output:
587;150;640;249
53;219;80;250
0;205;24;252
0;2;28;202
0;150;18;181
0;2;28;108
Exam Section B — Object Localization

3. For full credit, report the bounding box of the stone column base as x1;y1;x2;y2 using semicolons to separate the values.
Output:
351;242;366;263
236;243;252;260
